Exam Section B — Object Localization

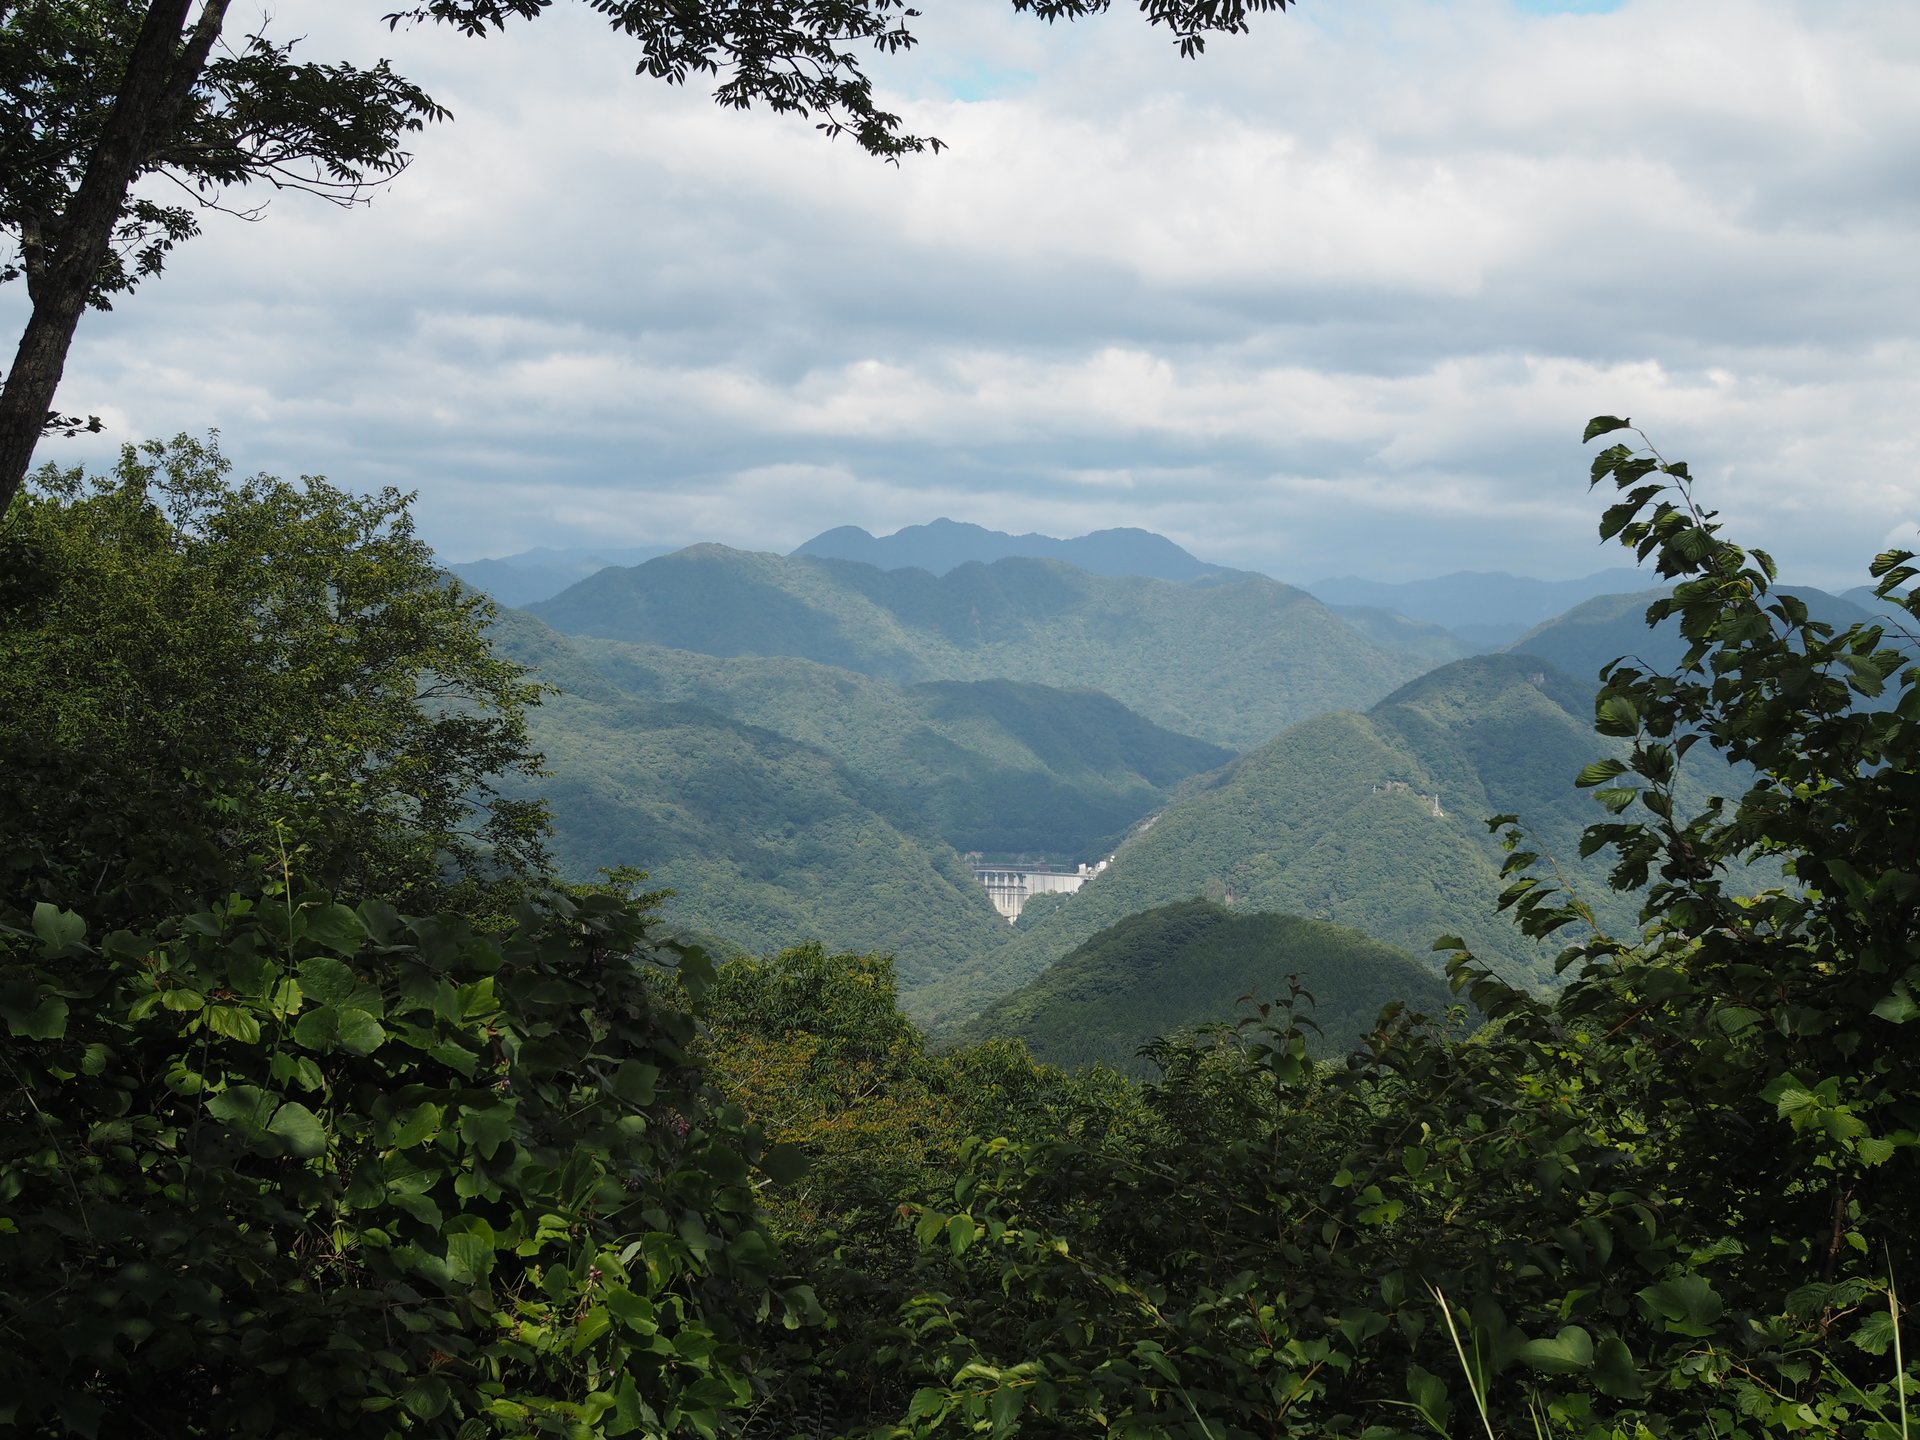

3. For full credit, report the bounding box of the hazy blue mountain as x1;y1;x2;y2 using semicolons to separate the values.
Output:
450;544;676;607
540;633;1234;862
529;546;1431;751
957;900;1459;1077
1306;568;1652;639
1327;604;1484;665
1507;586;1879;684
910;653;1671;1030
792;518;1243;583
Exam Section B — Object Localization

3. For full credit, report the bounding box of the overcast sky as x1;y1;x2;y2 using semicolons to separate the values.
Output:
9;0;1919;585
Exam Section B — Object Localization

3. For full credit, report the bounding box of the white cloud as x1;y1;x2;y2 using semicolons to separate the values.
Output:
7;0;1918;586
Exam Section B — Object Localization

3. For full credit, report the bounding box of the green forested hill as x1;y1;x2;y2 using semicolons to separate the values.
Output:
519;686;1015;992
489;611;1253;998
910;654;1650;1029
527;546;1432;751
492;610;1233;865
957;899;1458;1076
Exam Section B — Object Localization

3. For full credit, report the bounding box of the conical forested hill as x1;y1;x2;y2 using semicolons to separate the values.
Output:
527;546;1431;751
956;899;1459;1077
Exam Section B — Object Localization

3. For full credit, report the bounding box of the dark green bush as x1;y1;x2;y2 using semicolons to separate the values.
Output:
0;879;811;1437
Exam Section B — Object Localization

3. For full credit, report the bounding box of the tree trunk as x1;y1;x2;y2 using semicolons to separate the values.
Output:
0;0;218;523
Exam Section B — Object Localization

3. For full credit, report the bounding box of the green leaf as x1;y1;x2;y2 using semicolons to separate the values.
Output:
1872;985;1919;1024
297;902;367;956
948;1213;979;1256
1594;693;1639;736
1516;1325;1593;1374
1574;758;1628;788
292;1004;339;1051
611;1060;658;1106
1591;1335;1645;1399
1584;414;1631;442
31;902;85;953
2;988;68;1040
335;1008;386;1056
758;1142;809;1186
297;955;381;1015
401;1376;450;1419
1852;1307;1899;1355
1405;1363;1450;1429
204;1005;261;1045
459;1102;515;1160
208;1085;276;1135
445;1230;495;1283
1638;1274;1722;1337
267;1101;329;1158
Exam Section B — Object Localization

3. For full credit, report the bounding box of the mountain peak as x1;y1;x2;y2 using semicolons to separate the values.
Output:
791;520;1237;583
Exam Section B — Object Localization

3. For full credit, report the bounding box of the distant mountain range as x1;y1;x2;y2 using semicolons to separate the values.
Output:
1306;567;1654;647
528;546;1430;751
451;545;675;608
792;518;1245;583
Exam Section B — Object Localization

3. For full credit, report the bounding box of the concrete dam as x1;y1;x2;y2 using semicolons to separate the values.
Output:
972;858;1111;922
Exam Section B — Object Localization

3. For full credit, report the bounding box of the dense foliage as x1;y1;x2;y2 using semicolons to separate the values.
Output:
0;875;812;1437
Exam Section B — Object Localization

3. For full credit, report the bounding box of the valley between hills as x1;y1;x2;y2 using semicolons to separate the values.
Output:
462;520;1869;1064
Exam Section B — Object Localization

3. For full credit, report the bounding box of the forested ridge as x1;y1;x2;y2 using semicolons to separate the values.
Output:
6;420;1919;1439
527;545;1430;751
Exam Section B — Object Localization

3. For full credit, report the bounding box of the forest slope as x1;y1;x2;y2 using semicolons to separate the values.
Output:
491;611;1250;999
957;899;1458;1076
909;654;1648;1029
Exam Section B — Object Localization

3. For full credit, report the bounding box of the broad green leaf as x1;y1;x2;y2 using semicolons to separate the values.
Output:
208;1085;276;1134
445;1230;495;1284
458;1102;515;1159
1872;985;1919;1024
401;1376;450;1420
335;1008;386;1056
2;989;67;1040
758;1142;809;1186
1638;1274;1722;1336
948;1213;979;1256
267;1101;328;1158
292;1004;339;1051
1516;1325;1593;1374
204;1005;261;1045
1584;414;1631;441
297;902;367;956
1574;758;1628;788
297;955;382;1015
611;1060;658;1106
31;902;85;953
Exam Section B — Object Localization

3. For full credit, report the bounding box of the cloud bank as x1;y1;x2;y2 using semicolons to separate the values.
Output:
7;0;1917;585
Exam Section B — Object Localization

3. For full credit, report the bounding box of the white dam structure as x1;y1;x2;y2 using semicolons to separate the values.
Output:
972;859;1111;922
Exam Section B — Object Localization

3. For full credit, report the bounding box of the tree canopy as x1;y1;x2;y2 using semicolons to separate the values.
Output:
0;433;550;930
